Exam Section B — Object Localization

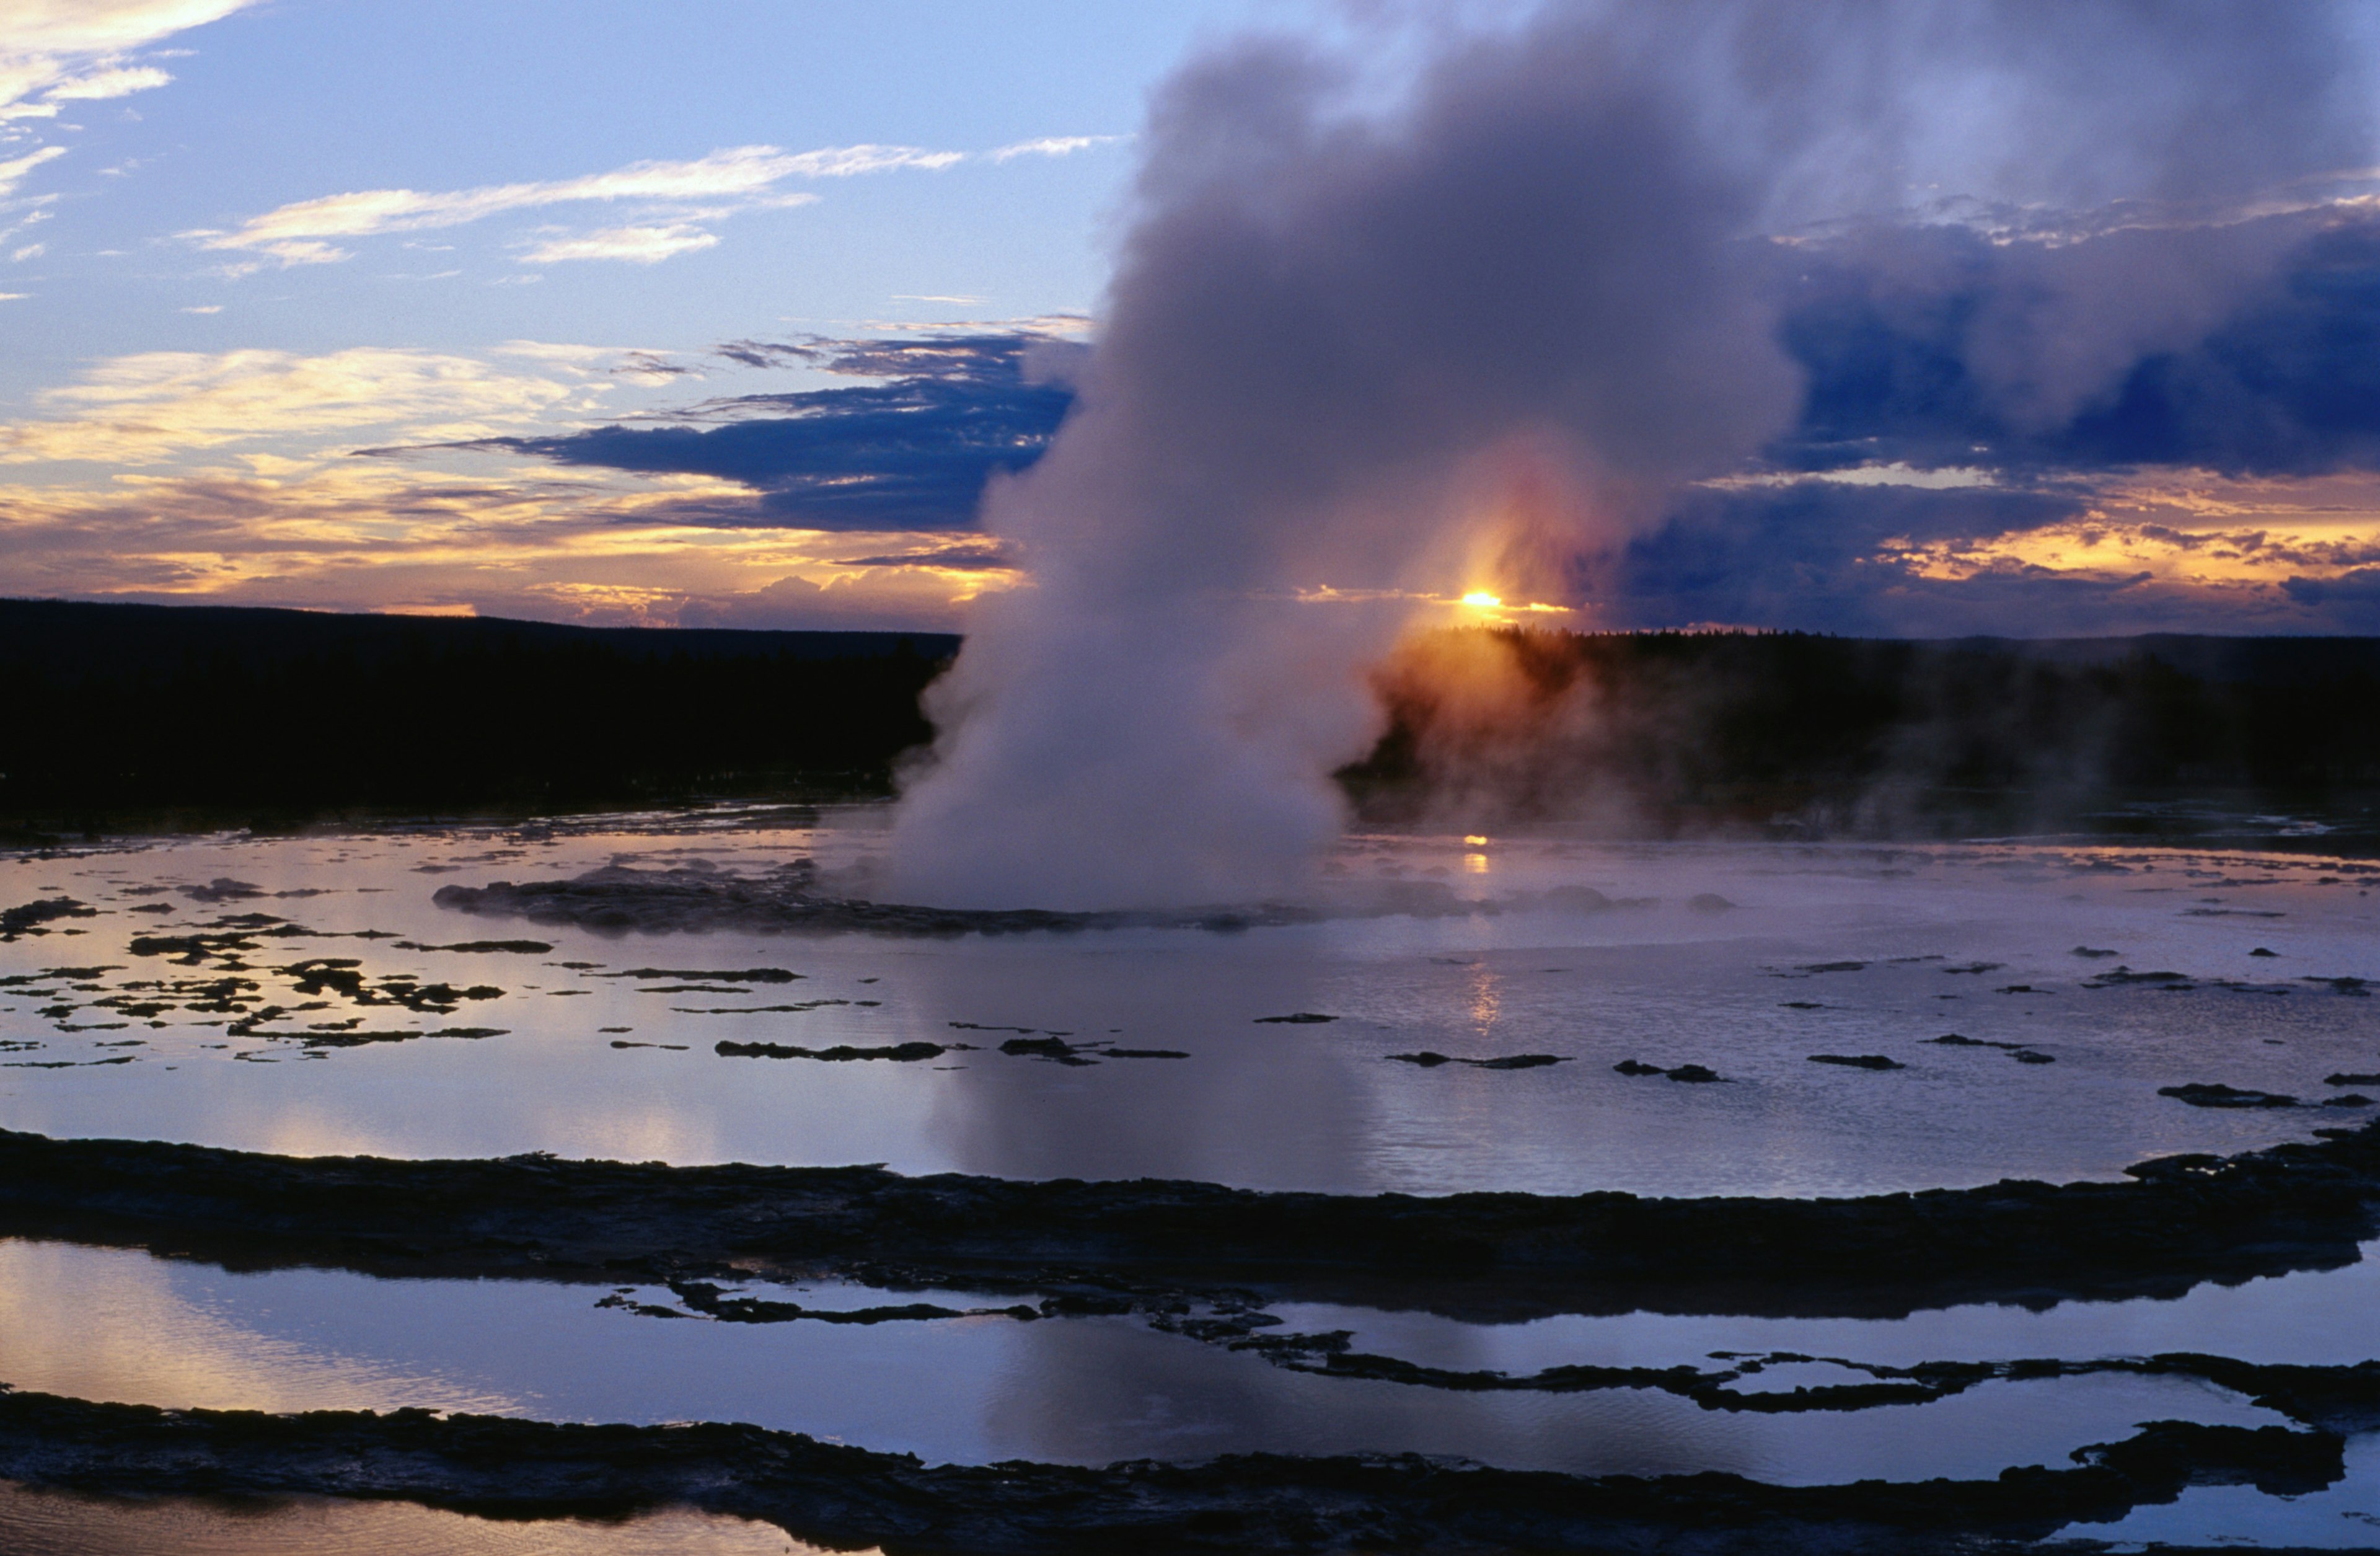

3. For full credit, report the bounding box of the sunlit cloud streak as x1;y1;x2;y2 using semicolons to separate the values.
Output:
0;144;64;196
987;135;1126;162
0;347;612;466
515;222;732;265
0;457;1012;629
184;135;1109;269
182;144;835;267
42;64;170;100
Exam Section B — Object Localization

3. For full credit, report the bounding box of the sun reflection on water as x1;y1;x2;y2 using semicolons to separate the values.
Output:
1467;963;1501;1033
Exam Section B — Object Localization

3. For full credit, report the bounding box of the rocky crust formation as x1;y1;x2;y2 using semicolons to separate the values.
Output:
431;861;1327;937
0;1118;2374;1320
0;1387;2348;1555
429;860;1657;938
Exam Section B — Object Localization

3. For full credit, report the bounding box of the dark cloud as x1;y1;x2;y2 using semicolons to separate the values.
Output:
1772;213;2380;478
478;334;1081;531
1608;476;2380;635
834;546;1014;571
611;351;695;378
1608;482;2084;633
712;338;816;370
1652;204;2380;635
2281;567;2380;630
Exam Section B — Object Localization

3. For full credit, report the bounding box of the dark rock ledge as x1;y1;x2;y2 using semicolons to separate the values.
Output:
0;1388;2343;1556
428;861;1641;939
431;862;1329;937
0;1118;2376;1320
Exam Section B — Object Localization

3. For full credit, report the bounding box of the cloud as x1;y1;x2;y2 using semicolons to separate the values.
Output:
672;571;984;630
464;332;1080;531
777;143;965;177
1603;461;2380;636
42;64;172;100
2280;567;2380;628
835;544;1015;571
183;139;1019;270
1613;480;2088;633
1768;210;2380;480
0;145;66;196
1617;192;2380;635
182;144;809;267
514;222;731;265
0;456;1009;629
0;1;246;119
0;347;608;466
987;135;1126;162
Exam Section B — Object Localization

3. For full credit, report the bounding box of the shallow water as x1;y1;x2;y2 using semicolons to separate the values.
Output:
0;1237;2301;1482
0;810;2374;1198
2068;1436;2380;1550
5;810;2379;1549
1271;1237;2380;1374
0;1481;826;1555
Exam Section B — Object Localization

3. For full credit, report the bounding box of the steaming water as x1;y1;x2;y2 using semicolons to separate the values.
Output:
2;808;2378;1548
0;807;2372;1196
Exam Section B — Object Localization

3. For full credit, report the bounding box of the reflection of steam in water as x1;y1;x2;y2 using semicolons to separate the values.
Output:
0;1240;514;1417
1275;1238;2380;1379
0;1236;2293;1483
914;939;1375;1185
971;1310;2282;1482
0;1482;819;1556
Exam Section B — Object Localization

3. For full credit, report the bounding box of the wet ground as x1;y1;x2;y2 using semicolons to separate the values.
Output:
1;806;2377;1550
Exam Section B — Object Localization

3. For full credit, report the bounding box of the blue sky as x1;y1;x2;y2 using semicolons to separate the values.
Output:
6;2;1269;373
7;1;2380;636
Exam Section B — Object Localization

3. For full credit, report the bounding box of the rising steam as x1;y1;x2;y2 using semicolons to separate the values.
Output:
891;0;2375;910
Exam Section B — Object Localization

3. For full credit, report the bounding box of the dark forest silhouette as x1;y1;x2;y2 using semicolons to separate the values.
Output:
2;598;2374;839
0;599;953;830
1344;627;2380;837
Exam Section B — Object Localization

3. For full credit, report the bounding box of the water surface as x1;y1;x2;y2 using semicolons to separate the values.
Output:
0;811;2372;1197
0;1237;2303;1483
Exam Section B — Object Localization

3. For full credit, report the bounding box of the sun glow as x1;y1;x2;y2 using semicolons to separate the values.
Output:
1459;591;1502;608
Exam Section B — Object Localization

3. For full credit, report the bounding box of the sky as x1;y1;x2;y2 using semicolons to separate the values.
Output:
7;0;2380;638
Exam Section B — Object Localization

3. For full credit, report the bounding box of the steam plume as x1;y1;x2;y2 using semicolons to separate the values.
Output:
891;0;2374;910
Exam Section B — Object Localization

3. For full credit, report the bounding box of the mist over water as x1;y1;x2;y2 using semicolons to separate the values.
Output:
891;0;2378;911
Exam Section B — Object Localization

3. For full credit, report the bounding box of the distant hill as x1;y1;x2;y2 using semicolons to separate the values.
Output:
0;598;958;829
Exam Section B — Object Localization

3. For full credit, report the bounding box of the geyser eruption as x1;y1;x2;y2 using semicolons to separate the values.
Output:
891;0;2374;911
